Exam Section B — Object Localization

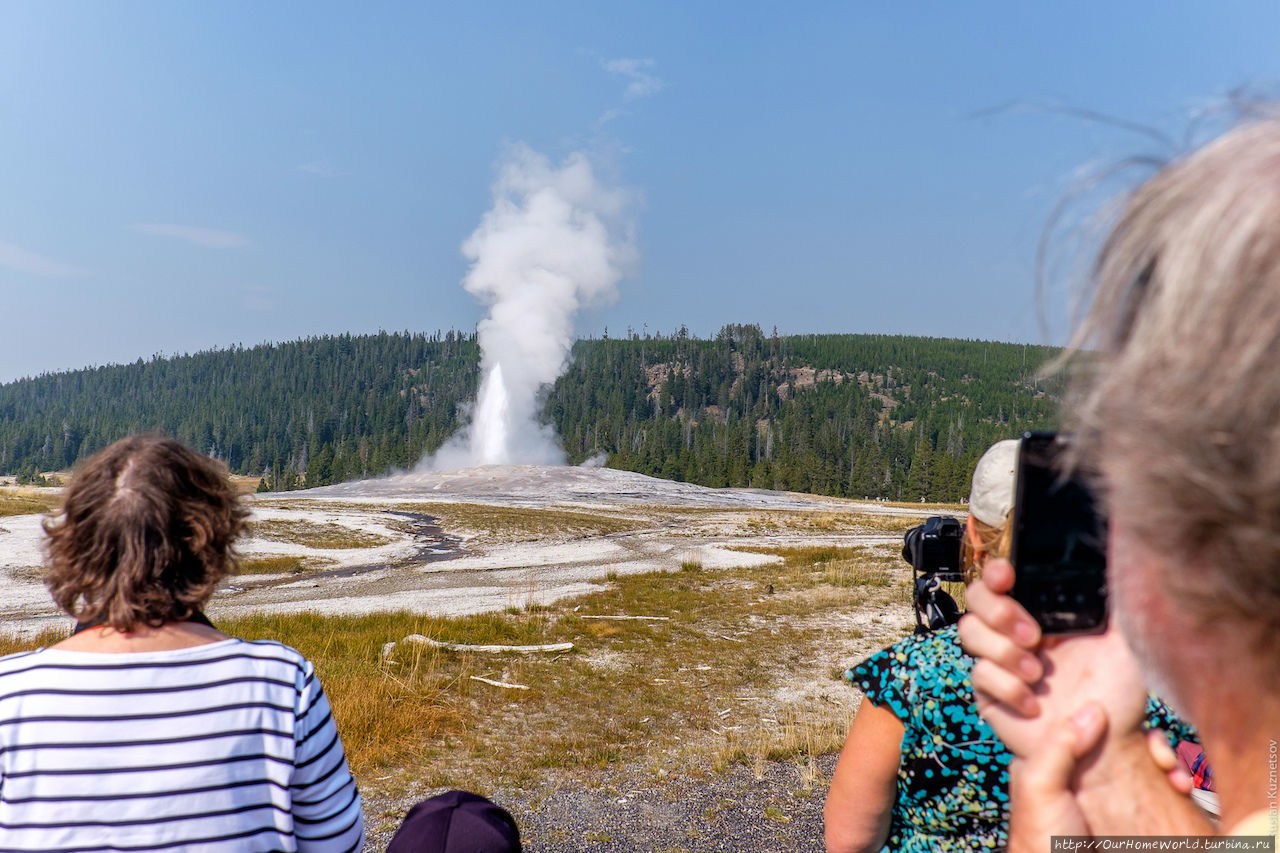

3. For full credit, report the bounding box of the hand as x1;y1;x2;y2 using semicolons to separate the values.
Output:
1006;703;1212;845
958;557;1043;717
959;559;1147;758
982;627;1147;760
1146;730;1194;796
1006;703;1107;852
961;558;1210;841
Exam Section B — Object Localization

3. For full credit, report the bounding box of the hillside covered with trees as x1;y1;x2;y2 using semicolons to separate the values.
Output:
0;326;1060;501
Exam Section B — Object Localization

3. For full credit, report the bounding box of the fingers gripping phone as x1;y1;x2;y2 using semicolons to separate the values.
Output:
1010;431;1109;634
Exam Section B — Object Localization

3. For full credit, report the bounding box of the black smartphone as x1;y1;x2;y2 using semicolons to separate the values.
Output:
1010;431;1109;634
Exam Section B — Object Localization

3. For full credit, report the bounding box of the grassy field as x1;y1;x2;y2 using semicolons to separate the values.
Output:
260;540;907;793
395;502;647;544
0;489;61;518
0;500;925;827
234;544;910;793
235;555;314;575
250;519;393;549
742;510;920;535
0;540;912;796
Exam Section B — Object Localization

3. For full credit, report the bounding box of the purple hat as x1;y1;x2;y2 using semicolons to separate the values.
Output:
387;790;522;853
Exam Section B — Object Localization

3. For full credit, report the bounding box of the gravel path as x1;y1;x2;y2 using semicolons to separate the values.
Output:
361;756;836;852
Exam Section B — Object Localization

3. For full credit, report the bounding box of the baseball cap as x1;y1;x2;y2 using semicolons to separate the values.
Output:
969;439;1019;527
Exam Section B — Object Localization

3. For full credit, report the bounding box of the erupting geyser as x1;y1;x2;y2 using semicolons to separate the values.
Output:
420;144;636;471
473;363;510;466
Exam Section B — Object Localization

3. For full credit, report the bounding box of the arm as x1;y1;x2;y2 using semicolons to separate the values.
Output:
958;558;1148;755
292;664;365;853
824;699;904;853
1006;703;1210;851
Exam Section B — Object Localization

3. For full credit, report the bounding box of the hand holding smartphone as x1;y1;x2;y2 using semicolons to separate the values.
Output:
1010;431;1109;634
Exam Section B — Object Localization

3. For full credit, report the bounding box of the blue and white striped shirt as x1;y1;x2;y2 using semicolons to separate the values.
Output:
0;638;363;852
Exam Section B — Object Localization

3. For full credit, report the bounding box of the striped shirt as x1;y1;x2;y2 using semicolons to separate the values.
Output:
0;638;363;852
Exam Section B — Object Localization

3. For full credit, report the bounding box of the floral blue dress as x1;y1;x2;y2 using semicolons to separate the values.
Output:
849;625;1194;852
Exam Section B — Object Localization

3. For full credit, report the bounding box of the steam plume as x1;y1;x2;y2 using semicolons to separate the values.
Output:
422;145;635;470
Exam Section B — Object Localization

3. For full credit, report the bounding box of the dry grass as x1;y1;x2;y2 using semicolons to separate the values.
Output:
396;502;645;544
235;555;311;575
732;545;899;593
840;512;924;533
0;491;61;518
742;510;920;535
0;627;69;656
640;505;740;516
710;703;847;782
250;519;391;549
227;474;263;496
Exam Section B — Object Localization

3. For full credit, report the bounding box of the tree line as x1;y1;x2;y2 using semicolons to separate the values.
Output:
0;325;1060;501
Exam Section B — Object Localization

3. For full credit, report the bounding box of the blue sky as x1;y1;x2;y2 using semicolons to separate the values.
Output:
2;1;1279;383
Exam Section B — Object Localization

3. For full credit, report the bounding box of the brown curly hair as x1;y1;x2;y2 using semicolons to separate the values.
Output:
43;434;249;631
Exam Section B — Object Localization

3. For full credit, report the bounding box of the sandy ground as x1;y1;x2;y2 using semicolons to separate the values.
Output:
0;464;932;637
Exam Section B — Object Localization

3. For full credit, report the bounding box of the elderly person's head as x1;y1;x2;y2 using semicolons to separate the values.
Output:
43;434;248;632
1068;118;1280;708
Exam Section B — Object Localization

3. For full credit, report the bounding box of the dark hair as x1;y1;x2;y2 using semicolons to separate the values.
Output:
43;434;248;631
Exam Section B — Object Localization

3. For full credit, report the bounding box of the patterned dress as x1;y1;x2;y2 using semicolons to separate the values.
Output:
849;625;1194;852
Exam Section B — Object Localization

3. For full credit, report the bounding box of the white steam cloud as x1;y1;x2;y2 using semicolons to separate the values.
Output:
421;144;635;471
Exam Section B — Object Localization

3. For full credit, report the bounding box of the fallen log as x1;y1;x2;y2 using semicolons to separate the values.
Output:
395;634;574;654
469;675;529;690
578;615;670;621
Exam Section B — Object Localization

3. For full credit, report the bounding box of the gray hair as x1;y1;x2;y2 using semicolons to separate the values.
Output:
1070;118;1280;630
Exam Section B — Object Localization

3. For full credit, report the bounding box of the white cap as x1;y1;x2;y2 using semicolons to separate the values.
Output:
969;439;1019;527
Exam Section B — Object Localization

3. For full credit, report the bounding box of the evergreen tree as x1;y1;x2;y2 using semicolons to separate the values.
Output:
0;327;1059;500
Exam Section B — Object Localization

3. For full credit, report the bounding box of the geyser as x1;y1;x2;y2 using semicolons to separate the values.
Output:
421;144;635;471
473;363;510;466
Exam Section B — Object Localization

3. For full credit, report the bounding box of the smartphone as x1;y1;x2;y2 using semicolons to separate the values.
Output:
1010;431;1109;634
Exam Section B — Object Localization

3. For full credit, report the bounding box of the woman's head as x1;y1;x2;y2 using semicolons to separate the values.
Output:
43;434;248;632
963;439;1018;575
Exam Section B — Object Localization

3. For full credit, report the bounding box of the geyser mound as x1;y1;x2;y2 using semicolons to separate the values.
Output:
301;463;841;511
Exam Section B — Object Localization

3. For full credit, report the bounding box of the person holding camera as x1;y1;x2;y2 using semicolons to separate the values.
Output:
957;117;1280;845
824;439;1020;853
823;440;1193;853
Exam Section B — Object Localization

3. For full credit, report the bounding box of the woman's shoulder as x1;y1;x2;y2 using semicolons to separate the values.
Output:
0;647;47;676
864;625;966;670
233;637;308;660
850;625;970;705
228;637;317;674
0;637;314;674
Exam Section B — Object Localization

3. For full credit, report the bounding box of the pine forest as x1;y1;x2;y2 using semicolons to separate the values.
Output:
0;326;1061;502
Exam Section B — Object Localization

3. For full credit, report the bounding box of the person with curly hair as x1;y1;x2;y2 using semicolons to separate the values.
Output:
0;434;363;852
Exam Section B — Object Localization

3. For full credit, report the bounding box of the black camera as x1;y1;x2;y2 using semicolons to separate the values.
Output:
901;515;965;633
